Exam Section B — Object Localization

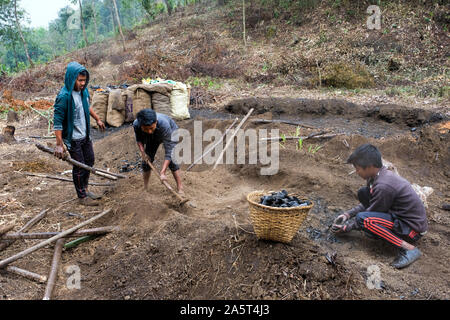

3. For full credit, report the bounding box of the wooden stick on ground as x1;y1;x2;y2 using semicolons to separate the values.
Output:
43;238;65;300
0;209;112;269
93;168;127;179
0;208;49;252
213;108;254;170
35;143;118;181
5;266;47;283
251;119;318;130
1;226;119;240
0;225;15;237
187;118;239;172
144;159;188;204
16;171;115;187
260;131;331;141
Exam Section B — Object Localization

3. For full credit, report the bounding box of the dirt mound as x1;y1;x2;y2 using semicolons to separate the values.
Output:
225;98;446;128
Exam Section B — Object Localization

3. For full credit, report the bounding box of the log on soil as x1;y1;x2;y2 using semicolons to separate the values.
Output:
5;266;47;283
0;224;15;237
43;238;65;300
0;209;49;251
18;171;114;187
0;209;112;269
1;226;119;240
251;119;318;130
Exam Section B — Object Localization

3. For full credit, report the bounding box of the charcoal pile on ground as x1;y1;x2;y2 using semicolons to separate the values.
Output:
260;190;311;208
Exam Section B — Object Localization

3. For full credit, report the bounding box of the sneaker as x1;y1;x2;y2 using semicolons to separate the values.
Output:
391;248;422;269
86;191;102;200
78;197;100;206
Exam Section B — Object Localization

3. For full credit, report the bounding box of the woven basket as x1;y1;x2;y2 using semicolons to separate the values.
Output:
247;190;313;244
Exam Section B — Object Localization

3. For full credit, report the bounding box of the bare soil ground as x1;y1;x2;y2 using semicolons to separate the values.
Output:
0;98;448;300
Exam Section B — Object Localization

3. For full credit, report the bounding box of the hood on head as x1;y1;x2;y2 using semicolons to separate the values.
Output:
64;61;90;93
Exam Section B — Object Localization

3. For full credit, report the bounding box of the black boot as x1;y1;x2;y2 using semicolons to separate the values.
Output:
391;248;422;269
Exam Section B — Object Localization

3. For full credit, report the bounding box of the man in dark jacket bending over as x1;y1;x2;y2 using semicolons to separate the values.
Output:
332;144;427;269
53;61;105;206
133;108;183;194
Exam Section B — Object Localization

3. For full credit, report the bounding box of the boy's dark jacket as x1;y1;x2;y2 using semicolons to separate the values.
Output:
53;62;90;149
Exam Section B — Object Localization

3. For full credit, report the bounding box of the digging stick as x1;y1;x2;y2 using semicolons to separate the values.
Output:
43;238;65;300
144;159;188;204
251;119;318;130
5;266;47;283
0;209;49;252
35;143;118;181
213;108;254;170
17;171;114;186
1;226;119;240
0;209;112;269
187;118;239;171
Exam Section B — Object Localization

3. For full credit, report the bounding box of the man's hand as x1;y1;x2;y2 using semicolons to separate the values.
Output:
96;119;105;131
141;152;150;163
160;171;168;182
54;144;67;160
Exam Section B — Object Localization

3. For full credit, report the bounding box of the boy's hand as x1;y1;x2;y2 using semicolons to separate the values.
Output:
333;213;349;225
331;213;350;233
96;119;105;131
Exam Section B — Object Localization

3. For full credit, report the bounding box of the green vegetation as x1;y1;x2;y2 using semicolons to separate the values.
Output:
0;0;201;75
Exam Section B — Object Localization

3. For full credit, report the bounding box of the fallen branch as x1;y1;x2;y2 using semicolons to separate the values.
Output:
251;119;318;130
5;265;47;283
1;226;119;240
93;168;127;179
0;208;49;252
16;171;114;187
260;131;329;142
213;108;254;169
187;118;239;171
35;143;117;181
0;224;15;237
261;132;342;141
0;208;112;269
43;238;64;300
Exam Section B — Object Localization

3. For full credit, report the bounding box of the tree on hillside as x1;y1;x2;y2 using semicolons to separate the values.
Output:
71;0;89;47
13;0;33;67
111;0;126;50
91;0;99;42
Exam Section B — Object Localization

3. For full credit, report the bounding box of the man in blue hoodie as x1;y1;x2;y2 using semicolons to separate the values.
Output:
53;62;105;206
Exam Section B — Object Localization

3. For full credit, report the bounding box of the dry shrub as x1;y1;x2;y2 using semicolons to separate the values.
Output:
124;30;138;41
119;49;190;82
189;86;215;107
272;51;315;75
109;53;132;65
186;32;241;79
8;71;46;93
188;61;238;78
318;62;375;89
244;73;277;84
